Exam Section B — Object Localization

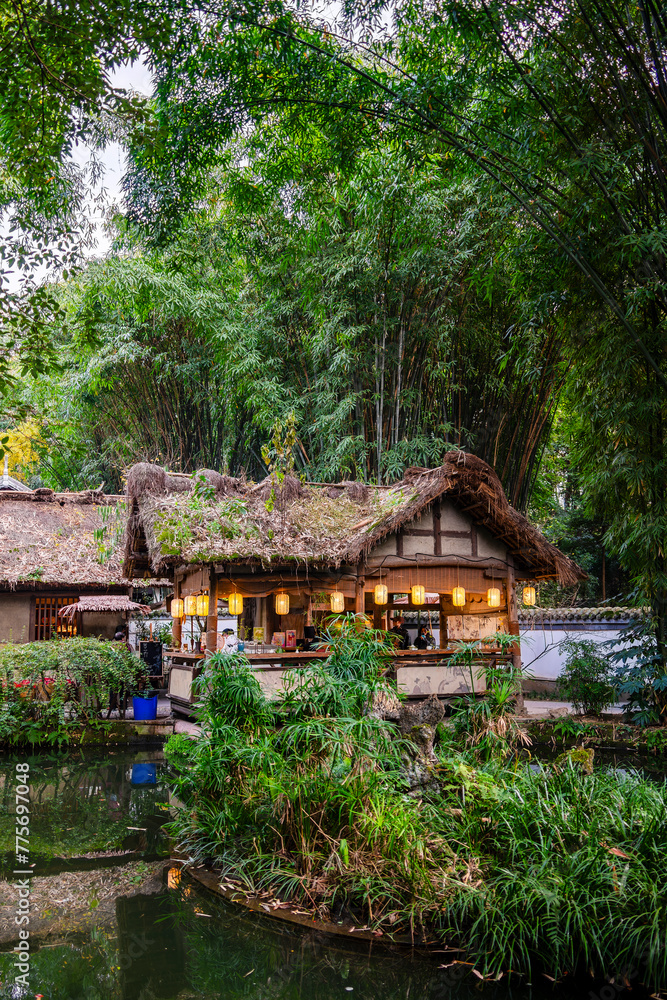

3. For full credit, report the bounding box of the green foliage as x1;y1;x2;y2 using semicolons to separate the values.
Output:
557;639;617;716
447;633;529;757
194;653;275;734
0;637;144;745
609;616;667;727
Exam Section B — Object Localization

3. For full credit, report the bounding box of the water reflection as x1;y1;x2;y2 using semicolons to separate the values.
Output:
0;751;172;874
0;872;590;1000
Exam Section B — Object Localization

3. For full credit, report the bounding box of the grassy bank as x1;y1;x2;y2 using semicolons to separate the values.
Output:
165;620;667;990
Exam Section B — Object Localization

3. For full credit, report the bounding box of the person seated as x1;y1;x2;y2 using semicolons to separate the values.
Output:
415;625;435;649
388;616;411;650
219;628;239;654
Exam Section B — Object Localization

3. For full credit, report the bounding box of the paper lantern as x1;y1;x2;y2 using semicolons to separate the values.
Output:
486;587;501;608
523;585;536;606
183;595;197;616
411;584;426;606
228;592;243;615
373;584;388;605
170;599;184;619
330;591;345;613
452;586;466;607
196;594;209;617
274;592;290;616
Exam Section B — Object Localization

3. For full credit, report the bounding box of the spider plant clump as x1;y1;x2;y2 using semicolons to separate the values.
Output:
165;621;667;990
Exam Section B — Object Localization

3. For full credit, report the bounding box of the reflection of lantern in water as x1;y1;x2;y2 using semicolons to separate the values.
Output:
523;585;536;606
486;588;501;608
411;585;426;606
452;586;466;607
196;594;209;617
373;584;388;605
170;599;184;619
228;592;243;615
183;595;197;616
274;592;290;616
330;591;345;613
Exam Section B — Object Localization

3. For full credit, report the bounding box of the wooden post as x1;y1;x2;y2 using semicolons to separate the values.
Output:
172;578;182;649
355;572;365;614
506;559;525;714
206;568;218;655
438;595;448;649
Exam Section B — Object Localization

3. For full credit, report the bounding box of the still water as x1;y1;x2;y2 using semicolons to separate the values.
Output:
0;751;649;1000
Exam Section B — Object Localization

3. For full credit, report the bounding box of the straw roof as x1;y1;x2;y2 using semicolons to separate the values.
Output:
0;488;128;589
124;453;585;586
58;596;151;618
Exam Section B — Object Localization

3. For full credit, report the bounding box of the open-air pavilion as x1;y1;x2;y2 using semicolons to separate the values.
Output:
123;453;585;709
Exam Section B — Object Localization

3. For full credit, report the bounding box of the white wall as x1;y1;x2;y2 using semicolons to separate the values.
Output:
519;625;633;680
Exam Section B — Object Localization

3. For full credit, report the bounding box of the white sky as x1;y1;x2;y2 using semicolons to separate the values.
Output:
77;60;155;256
1;61;154;294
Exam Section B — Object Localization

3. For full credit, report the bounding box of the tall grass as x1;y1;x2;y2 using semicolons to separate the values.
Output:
166;622;667;989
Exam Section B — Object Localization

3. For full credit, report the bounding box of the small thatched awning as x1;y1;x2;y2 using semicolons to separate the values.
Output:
58;596;151;619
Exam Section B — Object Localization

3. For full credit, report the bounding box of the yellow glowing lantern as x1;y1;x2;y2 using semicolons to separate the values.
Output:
228;592;244;615
183;595;197;616
196;594;209;617
523;585;536;606
330;591;345;613
452;586;466;607
486;587;501;608
411;584;426;606
170;598;184;619
274;592;290;616
373;584;388;605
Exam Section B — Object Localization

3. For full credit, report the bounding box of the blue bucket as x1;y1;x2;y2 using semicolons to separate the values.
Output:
131;762;157;785
132;694;158;721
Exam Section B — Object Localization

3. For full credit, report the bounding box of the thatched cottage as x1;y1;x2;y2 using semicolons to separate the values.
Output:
0;487;133;643
123;453;585;701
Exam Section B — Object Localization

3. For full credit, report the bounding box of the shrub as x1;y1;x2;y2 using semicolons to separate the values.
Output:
0;636;144;743
556;638;616;715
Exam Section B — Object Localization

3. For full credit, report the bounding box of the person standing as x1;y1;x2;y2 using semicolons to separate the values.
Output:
389;616;410;650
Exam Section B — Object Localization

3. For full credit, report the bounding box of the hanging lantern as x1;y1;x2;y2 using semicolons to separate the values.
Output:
486;587;501;609
196;594;209;617
330;591;345;613
228;592;244;616
183;595;197;616
373;584;388;605
274;592;290;616
411;584;426;606
170;598;184;619
523;585;536;606
452;586;466;607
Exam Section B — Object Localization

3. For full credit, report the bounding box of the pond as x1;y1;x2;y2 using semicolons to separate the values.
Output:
0;751;654;999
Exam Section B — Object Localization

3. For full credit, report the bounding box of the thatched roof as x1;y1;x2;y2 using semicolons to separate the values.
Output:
123;454;585;586
58;596;151;618
0;488;132;589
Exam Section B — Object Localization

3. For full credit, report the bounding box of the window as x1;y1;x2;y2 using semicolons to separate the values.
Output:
34;596;79;640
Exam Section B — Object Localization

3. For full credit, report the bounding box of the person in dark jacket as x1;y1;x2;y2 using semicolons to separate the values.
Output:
389;616;411;650
415;625;435;649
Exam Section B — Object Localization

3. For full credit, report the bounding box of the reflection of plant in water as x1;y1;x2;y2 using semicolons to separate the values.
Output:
0;934;121;999
0;755;170;861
